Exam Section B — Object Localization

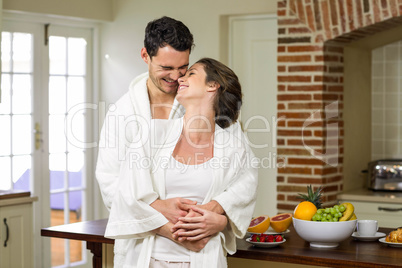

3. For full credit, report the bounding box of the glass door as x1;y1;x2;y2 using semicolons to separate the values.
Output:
47;25;93;267
1;18;95;268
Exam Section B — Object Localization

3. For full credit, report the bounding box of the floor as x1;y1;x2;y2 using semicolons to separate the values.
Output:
50;210;83;266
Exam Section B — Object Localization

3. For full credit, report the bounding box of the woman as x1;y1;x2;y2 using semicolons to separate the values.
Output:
105;58;258;267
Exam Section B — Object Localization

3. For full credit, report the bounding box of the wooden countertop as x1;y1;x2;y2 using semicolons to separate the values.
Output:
41;218;113;245
233;226;400;268
41;219;402;267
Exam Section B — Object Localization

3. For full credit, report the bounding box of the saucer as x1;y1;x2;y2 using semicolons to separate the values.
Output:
246;237;286;248
379;237;402;247
247;227;290;236
351;232;386;241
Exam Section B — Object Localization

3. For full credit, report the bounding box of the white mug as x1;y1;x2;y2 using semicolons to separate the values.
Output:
357;220;378;236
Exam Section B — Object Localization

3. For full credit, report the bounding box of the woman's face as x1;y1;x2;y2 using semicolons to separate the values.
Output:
177;63;210;104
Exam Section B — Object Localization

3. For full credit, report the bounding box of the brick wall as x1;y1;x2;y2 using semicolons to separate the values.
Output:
276;0;402;211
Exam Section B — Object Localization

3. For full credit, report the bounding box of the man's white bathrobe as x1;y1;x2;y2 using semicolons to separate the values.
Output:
96;72;258;267
105;117;258;267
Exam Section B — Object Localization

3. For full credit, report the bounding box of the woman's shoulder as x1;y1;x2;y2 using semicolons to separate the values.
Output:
215;121;251;153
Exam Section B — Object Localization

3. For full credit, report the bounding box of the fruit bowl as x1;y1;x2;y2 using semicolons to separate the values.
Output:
293;217;357;248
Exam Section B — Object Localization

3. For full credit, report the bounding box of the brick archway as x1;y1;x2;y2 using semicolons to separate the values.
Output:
276;0;402;211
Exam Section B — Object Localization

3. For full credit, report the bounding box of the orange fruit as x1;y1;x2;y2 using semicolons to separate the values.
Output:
270;213;292;232
247;215;270;233
293;201;317;221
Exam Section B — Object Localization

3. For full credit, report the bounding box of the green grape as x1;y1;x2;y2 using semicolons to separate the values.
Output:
335;207;340;213
326;214;332;220
330;208;336;215
324;208;330;213
331;218;338;222
322;213;328;218
339;205;346;212
317;209;323;214
315;214;322;221
337;212;342;218
333;205;339;210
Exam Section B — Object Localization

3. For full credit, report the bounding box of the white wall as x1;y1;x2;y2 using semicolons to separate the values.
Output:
3;0;113;21
99;0;276;105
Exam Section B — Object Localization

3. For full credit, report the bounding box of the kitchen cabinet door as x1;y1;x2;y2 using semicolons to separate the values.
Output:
0;202;34;268
339;200;402;228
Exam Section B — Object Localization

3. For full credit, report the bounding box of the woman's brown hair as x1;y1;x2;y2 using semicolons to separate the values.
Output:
195;58;242;129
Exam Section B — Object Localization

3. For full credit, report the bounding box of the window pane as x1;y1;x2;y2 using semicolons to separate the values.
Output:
50;153;66;191
0;74;11;114
13;33;32;73
49;76;66;114
0;157;11;190
49;36;66;75
1;32;11;73
67;77;84;111
12;155;31;192
49;114;66;153
69;190;83;262
0;116;11;155
12;74;32;114
68;38;86;76
12;115;31;155
68;152;84;177
67;112;84;152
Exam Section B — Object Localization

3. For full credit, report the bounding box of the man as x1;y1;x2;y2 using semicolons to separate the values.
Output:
96;16;225;226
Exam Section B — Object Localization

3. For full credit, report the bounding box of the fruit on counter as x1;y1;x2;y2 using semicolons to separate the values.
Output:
293;201;317;221
270;213;292;232
385;228;402;243
247;215;270;233
311;203;357;222
338;202;354;221
297;185;323;209
250;233;284;243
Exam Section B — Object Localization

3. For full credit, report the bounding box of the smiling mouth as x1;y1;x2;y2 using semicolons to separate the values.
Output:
178;85;188;91
163;78;177;85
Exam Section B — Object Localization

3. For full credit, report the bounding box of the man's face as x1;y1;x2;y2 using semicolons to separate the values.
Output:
142;45;190;96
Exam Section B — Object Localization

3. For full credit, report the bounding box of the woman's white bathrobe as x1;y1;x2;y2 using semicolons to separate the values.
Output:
105;117;258;268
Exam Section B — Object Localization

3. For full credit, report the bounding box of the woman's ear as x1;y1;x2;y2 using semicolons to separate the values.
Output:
207;82;220;92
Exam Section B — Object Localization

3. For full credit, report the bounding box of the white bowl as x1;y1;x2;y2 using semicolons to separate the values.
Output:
292;217;357;248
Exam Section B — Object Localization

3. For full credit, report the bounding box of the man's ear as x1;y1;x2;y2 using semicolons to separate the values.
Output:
207;82;220;92
141;47;150;64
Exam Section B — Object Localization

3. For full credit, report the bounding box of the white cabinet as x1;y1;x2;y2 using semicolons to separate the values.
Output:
339;199;402;228
0;196;37;268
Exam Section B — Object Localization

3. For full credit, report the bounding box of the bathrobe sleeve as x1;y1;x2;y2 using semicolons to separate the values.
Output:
213;123;259;239
96;73;150;211
104;144;169;239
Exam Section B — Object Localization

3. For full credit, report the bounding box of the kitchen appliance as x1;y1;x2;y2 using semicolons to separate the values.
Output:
367;159;402;191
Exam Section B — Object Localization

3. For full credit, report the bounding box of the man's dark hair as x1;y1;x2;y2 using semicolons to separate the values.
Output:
144;16;194;58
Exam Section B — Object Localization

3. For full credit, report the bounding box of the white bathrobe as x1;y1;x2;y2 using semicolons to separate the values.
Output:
96;72;258;267
105;117;258;267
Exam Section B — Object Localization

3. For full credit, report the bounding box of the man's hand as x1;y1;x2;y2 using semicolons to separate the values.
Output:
150;198;197;224
171;206;228;241
153;221;209;252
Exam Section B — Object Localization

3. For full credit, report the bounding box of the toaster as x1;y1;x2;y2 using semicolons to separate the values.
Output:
368;159;402;191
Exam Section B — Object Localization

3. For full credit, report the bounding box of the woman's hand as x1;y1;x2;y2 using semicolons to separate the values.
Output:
172;206;228;241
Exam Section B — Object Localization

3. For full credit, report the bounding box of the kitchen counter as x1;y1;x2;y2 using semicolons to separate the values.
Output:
0;190;38;206
41;219;402;268
338;188;402;204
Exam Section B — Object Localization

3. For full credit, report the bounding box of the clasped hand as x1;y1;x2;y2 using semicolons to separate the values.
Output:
171;206;227;241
